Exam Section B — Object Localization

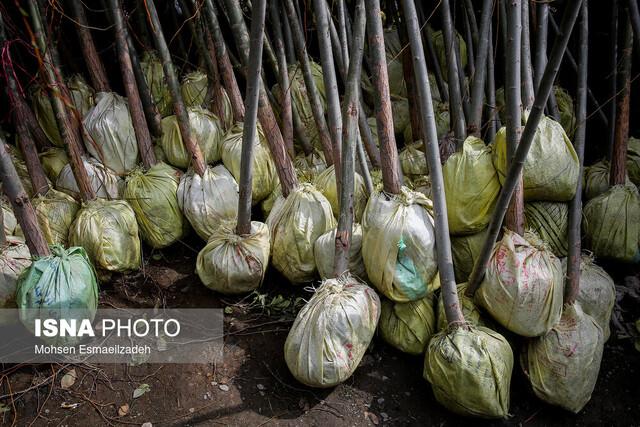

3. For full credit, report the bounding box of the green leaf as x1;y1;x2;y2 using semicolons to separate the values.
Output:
133;383;151;399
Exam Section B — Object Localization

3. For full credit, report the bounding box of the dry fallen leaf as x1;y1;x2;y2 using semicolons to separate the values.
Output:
60;369;76;390
118;403;129;417
60;402;79;409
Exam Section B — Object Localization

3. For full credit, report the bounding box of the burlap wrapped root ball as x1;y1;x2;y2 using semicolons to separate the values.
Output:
16;246;98;346
399;142;429;181
32;188;79;246
493;115;579;201
475;230;564;337
221;123;277;204
628;137;640;185
362;187;439;302
196;221;270;294
379;290;436;355
313;165;367;222
524;201;569;257
562;256;616;341
412;175;432;198
522;304;604;413
83;92;140;175
266;183;335;283
2;201;22;238
443;137;500;235
4;147;49;197
424;326;513;418
0;237;31;309
583;185;640;263
451;228;487;283
39;147;69;182
313;223;367;280
554;86;577;139
160;107;224;169
285;275;380;388
124;163;186;248
293;149;327;180
141;50;172;116
69;199;141;272
181;70;208;107
583;160;632;200
437;283;490;331
56;156;123;199
32;75;95;147
177;165;239;240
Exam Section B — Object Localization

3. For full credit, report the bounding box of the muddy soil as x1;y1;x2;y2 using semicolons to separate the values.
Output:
2;239;639;426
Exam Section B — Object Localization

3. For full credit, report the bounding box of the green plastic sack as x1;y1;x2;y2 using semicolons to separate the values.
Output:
554;86;577;139
583;160;632;200
436;282;489;331
196;220;270;294
39;147;69;182
56;156;123;199
379;290;436;355
524;202;569;257
266;183;335;283
313;165;367;222
444;137;500;235
583;185;640;262
177;165;239;240
0;237;31;308
181;70;208;107
83;92;139;175
124;163;186;248
361;187;439;302
493;116;579;201
399;142;428;181
561;256;616;341
432;30;467;82
160;107;224;169
285;275;380;388
522;304;603;413
220;123;277;204
16;245;99;346
32;76;95;147
67;74;95;117
314;223;367;280
424;326;513;418
451;229;487;283
628;137;640;185
475;230;564;337
141;50;172;116
32;188;79;246
69;199;141;272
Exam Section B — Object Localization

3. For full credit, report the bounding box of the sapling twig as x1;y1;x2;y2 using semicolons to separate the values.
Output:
521;0;535;110
468;0;493;137
466;0;584;297
69;0;110;92
608;0;619;160
610;16;632;187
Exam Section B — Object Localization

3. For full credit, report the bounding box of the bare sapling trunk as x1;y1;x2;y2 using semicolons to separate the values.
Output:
463;5;476;78
485;23;499;140
365;0;401;194
111;0;155;169
521;0;535;110
0;140;50;257
401;0;464;327
0;198;5;246
270;1;294;158
202;0;245;123
314;0;343;190
505;0;525;236
283;0;334;167
611;16;632;187
566;0;588;306
221;0;298;196
236;0;267;236
334;0;365;277
27;0;95;202
466;0;584;297
145;0;206;177
69;0;110;92
424;23;449;103
469;0;493;137
628;0;640;58
608;0;619;160
534;1;549;90
440;0;467;148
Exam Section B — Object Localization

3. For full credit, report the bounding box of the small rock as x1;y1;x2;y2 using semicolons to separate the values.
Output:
257;384;266;390
365;411;380;425
381;412;389;420
219;384;230;392
377;398;385;405
117;403;129;417
211;381;217;386
404;391;411;396
141;423;152;427
382;376;389;381
189;408;195;413
259;391;265;396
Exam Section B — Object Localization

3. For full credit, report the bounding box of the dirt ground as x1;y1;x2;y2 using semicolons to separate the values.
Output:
2;239;639;427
